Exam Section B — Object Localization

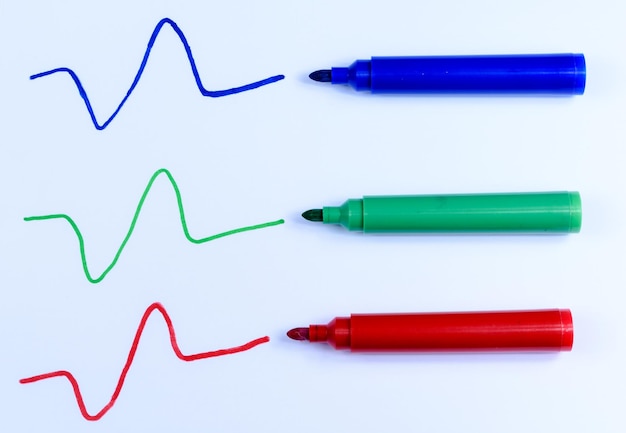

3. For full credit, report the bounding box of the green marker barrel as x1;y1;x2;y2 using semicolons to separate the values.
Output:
311;192;581;233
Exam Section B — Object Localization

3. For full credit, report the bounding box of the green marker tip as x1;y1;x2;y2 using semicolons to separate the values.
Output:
302;209;323;222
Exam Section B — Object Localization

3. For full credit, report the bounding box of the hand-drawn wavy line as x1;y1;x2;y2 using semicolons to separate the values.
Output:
30;17;285;130
24;168;284;283
20;302;270;421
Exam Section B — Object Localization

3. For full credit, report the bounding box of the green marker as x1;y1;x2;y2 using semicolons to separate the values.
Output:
302;192;581;233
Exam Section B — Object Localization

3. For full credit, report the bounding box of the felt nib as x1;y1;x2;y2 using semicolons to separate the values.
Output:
309;69;332;83
287;327;310;341
302;209;323;222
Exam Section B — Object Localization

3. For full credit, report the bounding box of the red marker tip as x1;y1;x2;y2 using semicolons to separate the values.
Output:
287;327;309;341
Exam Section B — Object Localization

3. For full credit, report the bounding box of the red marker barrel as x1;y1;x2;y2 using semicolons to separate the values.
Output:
308;310;573;352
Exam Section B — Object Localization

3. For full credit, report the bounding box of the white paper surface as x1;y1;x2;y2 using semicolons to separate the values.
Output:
1;1;624;432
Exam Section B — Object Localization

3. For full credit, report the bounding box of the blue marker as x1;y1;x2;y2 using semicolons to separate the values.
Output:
309;54;585;94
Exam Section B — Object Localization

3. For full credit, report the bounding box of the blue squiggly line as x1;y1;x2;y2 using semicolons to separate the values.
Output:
30;18;285;130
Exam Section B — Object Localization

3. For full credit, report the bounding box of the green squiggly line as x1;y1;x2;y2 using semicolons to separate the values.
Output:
24;168;284;284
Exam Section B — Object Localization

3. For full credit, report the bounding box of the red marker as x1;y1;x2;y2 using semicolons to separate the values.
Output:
287;309;573;352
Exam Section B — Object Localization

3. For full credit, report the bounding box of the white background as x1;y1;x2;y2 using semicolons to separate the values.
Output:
1;1;624;432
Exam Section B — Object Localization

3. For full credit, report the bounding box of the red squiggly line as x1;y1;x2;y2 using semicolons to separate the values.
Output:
19;302;270;421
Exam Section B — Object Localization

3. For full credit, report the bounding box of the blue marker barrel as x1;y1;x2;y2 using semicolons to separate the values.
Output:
330;54;586;94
